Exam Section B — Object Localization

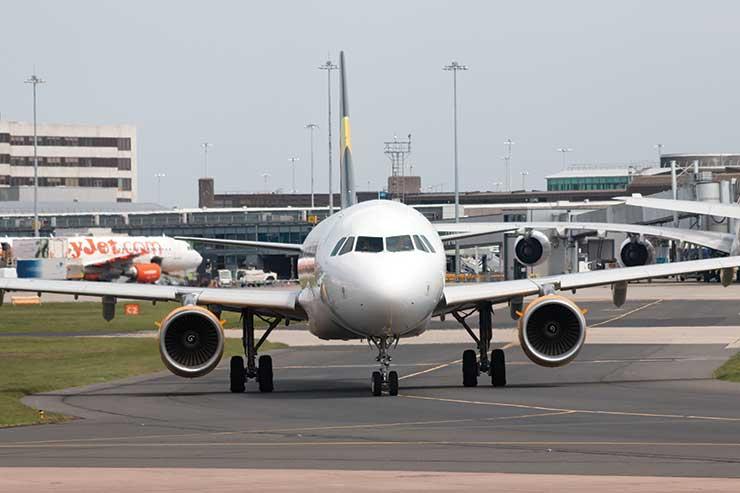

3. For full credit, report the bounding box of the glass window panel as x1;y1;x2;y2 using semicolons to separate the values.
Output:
355;236;383;253
331;237;347;256
339;236;355;255
412;234;429;252
420;235;436;253
386;235;414;252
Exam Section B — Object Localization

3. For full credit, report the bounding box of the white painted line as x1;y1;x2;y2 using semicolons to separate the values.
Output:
399;359;461;381
590;299;663;327
400;394;740;422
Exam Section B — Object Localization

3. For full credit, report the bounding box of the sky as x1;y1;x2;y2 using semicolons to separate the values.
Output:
2;1;739;206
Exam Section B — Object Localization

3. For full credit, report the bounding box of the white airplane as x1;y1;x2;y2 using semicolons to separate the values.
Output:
619;194;740;222
66;235;203;283
1;52;739;397
2;235;202;283
435;220;736;269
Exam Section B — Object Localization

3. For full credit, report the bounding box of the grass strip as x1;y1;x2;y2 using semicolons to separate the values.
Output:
0;337;283;427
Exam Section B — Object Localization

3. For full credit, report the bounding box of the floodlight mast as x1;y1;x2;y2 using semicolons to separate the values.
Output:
25;73;45;237
443;60;468;275
319;58;338;214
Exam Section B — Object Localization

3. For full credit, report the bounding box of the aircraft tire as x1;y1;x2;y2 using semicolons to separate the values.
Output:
462;349;478;387
257;355;274;393
491;349;506;387
388;371;399;396
230;356;246;393
371;371;383;396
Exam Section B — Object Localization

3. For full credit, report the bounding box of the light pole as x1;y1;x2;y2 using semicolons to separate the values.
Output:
655;143;663;166
305;123;319;209
492;181;503;192
319;58;338;214
262;173;271;192
25;73;45;237
288;156;300;193
520;170;529;190
443;60;468;275
557;147;573;169
154;173;165;203
503;138;514;192
201;142;213;177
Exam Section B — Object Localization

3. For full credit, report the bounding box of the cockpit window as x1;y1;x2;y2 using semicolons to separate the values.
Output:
412;235;429;252
338;236;355;255
420;235;436;253
355;236;384;253
330;237;347;256
386;235;414;252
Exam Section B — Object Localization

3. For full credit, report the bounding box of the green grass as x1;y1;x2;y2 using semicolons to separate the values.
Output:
714;352;740;382
0;301;265;334
0;337;284;427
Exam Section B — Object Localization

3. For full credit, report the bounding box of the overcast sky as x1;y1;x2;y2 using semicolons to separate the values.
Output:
2;1;739;206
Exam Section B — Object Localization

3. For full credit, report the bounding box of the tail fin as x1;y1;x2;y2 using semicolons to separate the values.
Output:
339;51;357;208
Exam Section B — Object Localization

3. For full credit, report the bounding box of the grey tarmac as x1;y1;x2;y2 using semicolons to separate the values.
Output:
3;283;740;490
2;341;740;479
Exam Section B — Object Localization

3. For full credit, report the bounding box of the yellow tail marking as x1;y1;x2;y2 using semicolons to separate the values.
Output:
341;116;352;152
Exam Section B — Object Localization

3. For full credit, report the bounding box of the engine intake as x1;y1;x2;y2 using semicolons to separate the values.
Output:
158;306;224;378
514;230;551;267
518;295;586;367
618;237;654;267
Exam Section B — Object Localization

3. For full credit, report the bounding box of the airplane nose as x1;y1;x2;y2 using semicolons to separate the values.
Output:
331;259;438;337
376;274;435;335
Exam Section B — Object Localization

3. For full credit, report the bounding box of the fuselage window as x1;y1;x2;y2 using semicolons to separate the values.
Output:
420;235;436;253
355;236;384;253
386;235;414;252
330;237;347;256
412;234;429;252
338;236;355;255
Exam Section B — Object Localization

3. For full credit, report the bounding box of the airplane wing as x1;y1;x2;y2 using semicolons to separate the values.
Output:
439;255;740;312
618;195;740;220
435;221;734;253
176;236;303;252
0;278;305;319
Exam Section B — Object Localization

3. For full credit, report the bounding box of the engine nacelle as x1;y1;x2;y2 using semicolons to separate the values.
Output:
514;230;551;267
618;237;655;267
518;295;587;367
130;263;162;283
158;305;224;378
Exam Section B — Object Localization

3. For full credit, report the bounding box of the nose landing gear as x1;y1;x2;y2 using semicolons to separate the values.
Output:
370;336;399;396
453;301;507;388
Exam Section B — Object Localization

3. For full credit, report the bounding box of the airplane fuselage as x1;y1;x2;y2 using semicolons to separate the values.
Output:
67;236;203;275
297;200;446;340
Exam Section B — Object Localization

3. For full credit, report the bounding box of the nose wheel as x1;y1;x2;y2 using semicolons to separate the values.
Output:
370;337;399;396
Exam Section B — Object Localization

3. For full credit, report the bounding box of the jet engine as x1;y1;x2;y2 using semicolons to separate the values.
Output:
518;295;587;367
158;305;225;378
514;230;551;267
128;263;162;283
618;237;655;267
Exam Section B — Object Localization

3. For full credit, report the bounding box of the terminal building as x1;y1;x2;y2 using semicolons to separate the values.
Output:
3;152;740;281
0;121;137;203
660;153;740;169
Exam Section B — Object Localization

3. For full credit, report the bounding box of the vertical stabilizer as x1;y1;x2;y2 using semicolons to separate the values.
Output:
339;51;357;208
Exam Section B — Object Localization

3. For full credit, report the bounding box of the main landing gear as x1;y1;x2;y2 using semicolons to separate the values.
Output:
230;308;281;393
370;336;399;397
453;301;507;388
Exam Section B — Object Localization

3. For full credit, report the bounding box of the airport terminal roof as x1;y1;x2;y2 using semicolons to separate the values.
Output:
0;201;167;215
546;165;665;179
